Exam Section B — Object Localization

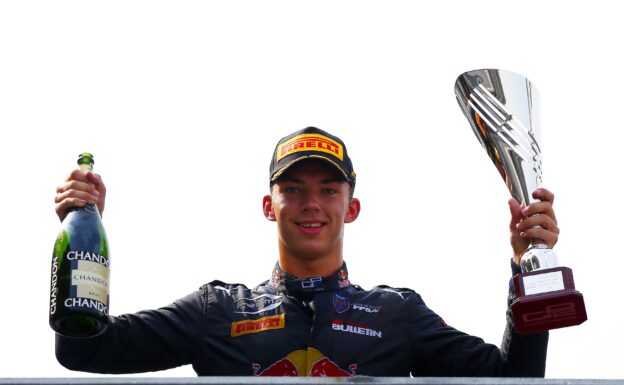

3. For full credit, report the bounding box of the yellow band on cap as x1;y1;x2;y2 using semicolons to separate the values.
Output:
276;134;344;161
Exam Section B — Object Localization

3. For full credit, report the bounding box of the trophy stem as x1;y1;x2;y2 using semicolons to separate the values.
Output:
520;242;559;273
528;239;548;249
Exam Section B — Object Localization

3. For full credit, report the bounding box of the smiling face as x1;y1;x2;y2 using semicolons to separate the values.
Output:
263;160;360;278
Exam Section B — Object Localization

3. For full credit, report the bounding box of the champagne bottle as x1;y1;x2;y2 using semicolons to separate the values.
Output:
49;153;110;337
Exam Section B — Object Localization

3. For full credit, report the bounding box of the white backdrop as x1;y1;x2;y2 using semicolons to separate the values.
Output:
1;0;622;379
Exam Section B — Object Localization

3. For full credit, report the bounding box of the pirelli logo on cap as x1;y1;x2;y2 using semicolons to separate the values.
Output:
277;134;344;162
231;314;285;337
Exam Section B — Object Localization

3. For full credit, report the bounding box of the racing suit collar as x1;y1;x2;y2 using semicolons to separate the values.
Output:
268;262;351;296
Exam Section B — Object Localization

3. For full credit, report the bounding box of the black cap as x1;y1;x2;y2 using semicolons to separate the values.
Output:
269;127;356;188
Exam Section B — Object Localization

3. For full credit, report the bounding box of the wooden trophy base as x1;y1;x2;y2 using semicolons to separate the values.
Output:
512;267;587;334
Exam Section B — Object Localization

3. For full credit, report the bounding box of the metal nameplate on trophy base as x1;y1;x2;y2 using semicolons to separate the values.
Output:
454;68;587;334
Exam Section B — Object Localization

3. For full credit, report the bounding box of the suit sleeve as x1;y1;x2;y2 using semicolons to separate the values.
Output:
55;288;206;374
409;261;548;377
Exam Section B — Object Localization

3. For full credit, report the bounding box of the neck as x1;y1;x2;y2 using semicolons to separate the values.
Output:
278;253;343;278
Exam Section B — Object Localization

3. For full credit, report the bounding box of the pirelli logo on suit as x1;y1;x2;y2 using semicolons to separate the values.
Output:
231;314;286;337
277;134;344;161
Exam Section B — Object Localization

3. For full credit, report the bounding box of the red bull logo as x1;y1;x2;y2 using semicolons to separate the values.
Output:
252;347;357;377
252;359;298;376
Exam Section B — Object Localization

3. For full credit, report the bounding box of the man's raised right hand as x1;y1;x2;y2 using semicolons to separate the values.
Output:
55;170;106;222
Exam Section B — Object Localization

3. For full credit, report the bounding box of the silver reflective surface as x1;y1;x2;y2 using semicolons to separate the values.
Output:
455;69;557;273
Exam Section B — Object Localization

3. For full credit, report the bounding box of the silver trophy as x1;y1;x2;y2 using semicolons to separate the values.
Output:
455;69;586;333
454;69;554;272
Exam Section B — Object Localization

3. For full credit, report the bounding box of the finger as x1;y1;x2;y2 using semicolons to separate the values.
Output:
508;198;525;224
519;227;559;248
54;187;99;206
87;173;106;215
65;169;92;183
532;188;555;204
57;174;96;195
86;171;103;187
89;173;106;197
508;198;523;217
517;214;559;233
55;197;87;222
60;179;101;196
522;201;557;224
56;197;87;210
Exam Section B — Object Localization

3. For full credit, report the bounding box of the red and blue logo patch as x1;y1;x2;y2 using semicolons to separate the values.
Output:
333;294;349;313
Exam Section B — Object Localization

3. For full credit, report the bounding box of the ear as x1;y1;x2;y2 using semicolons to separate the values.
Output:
263;195;276;221
344;197;361;223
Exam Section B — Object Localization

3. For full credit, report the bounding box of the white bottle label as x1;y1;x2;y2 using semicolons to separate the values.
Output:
71;260;109;305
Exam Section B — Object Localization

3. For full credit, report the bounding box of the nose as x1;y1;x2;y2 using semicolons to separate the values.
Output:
301;190;321;212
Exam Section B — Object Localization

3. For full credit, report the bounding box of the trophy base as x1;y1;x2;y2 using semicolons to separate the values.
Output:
512;267;587;334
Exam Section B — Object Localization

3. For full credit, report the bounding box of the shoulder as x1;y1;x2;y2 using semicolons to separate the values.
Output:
349;284;423;303
200;280;252;300
199;280;282;304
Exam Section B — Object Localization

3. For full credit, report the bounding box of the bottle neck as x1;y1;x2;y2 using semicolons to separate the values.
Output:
65;155;98;218
76;162;96;212
78;163;93;172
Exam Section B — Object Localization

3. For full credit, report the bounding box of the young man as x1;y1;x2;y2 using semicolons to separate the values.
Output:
53;127;557;377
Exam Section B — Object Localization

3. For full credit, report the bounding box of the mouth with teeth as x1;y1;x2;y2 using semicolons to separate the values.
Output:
296;221;325;235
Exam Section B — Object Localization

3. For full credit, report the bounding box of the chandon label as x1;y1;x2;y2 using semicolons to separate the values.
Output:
50;256;59;315
64;297;109;315
67;251;110;268
72;259;109;306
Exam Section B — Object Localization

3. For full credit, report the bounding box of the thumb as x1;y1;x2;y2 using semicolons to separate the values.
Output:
508;198;524;227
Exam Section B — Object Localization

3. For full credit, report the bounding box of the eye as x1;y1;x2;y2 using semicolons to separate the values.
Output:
283;187;299;194
321;187;337;195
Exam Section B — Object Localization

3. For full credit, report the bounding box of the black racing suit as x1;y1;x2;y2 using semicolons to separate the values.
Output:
56;261;548;377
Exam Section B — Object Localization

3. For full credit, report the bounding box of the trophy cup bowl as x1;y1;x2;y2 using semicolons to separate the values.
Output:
454;69;587;334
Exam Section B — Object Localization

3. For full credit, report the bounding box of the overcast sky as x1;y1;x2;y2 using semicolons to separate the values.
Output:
1;0;622;379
